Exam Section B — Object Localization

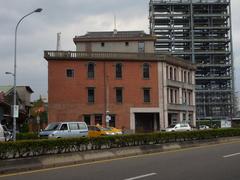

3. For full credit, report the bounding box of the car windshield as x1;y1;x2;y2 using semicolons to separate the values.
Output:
168;124;175;128
44;123;60;131
98;127;109;131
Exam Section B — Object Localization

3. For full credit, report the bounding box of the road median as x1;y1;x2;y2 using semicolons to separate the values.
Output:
0;136;240;175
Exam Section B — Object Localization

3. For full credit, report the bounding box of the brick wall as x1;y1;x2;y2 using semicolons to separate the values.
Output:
48;60;159;129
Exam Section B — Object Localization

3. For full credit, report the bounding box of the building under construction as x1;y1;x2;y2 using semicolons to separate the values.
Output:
149;0;234;120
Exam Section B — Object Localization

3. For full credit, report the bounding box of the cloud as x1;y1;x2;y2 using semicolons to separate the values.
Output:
0;0;239;101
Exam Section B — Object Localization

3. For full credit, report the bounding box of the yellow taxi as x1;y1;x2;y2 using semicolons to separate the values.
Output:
88;125;115;137
109;127;123;135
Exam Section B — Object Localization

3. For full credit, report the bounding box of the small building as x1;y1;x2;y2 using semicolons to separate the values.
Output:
0;86;33;129
44;30;196;132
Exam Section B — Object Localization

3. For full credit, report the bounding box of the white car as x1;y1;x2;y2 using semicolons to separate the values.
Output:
39;122;88;139
165;123;192;132
0;124;6;141
199;125;210;130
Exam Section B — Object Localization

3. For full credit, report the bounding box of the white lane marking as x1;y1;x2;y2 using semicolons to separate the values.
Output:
124;173;157;180
223;152;240;158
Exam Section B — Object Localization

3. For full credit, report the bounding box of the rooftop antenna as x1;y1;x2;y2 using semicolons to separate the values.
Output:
113;15;117;35
56;32;61;51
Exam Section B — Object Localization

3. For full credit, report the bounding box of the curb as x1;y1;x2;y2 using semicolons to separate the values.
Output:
0;136;240;175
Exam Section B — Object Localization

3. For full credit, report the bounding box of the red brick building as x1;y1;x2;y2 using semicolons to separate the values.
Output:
44;31;196;132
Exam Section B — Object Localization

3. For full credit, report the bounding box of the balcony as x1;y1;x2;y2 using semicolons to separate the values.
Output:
167;80;195;89
44;51;166;61
167;104;195;111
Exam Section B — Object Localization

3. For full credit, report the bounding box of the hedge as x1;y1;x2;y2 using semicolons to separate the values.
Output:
16;133;39;140
1;128;240;160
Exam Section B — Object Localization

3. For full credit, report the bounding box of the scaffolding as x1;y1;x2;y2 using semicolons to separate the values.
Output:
149;0;234;120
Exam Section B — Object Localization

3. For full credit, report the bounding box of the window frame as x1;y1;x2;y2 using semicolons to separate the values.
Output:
87;62;95;79
143;63;150;79
115;87;123;103
87;87;95;103
138;41;145;53
66;69;74;78
115;63;123;79
143;88;151;103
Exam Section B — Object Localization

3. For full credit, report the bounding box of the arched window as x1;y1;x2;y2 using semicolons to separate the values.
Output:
115;63;122;79
170;67;173;80
174;68;177;80
87;62;95;79
143;63;150;79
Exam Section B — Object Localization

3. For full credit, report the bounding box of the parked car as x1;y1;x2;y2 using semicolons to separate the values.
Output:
108;127;122;135
88;125;115;137
165;123;192;132
199;125;210;130
39;122;88;139
0;124;5;142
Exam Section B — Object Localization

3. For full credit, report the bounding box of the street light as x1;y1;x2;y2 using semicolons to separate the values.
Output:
5;72;14;76
12;8;42;141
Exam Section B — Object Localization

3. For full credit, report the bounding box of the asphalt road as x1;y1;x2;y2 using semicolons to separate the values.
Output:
1;141;240;180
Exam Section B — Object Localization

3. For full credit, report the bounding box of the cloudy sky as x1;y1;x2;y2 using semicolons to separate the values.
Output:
0;0;240;100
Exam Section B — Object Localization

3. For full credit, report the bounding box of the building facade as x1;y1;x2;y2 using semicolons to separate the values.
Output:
149;0;234;120
45;31;196;132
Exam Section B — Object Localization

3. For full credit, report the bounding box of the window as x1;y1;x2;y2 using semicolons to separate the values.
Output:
175;90;178;104
88;87;95;103
87;62;95;79
167;88;169;103
184;71;187;82
69;123;79;130
188;72;191;83
60;124;68;131
170;67;173;80
95;115;102;125
143;88;151;103
166;66;169;79
83;115;91;125
182;90;187;104
143;63;150;79
174;68;177;80
170;89;173;103
79;123;87;130
125;42;129;46
115;63;122;79
109;115;116;127
116;87;123;103
188;91;192;105
101;42;105;47
66;69;74;78
138;41;145;53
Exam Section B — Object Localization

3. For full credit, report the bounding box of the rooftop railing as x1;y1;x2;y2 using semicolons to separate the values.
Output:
151;0;229;4
44;51;167;61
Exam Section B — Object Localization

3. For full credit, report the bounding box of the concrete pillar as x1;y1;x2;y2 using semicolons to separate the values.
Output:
130;111;135;133
193;111;196;126
164;111;168;128
180;112;183;122
179;88;183;104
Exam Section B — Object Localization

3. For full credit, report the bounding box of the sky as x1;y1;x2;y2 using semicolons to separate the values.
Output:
0;0;240;101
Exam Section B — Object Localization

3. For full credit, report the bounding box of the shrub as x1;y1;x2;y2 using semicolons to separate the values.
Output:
16;133;39;140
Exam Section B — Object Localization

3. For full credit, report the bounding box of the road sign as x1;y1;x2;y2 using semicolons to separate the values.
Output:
13;105;19;118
